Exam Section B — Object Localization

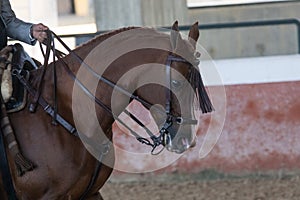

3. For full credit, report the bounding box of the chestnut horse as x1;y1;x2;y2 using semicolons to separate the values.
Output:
0;21;212;199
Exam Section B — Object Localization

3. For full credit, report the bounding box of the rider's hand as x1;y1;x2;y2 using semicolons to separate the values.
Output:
31;23;48;43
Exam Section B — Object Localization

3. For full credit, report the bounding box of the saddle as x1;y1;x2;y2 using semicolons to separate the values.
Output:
0;43;38;182
1;43;39;113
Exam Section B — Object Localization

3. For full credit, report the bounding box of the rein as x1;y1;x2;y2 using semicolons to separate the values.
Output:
10;30;201;200
14;30;199;155
49;30;197;153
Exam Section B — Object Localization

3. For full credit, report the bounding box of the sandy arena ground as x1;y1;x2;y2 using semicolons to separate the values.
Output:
100;173;300;200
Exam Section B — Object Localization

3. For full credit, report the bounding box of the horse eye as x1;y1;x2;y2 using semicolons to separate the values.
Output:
171;80;182;89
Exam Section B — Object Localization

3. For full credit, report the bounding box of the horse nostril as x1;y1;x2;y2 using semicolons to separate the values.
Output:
190;139;196;148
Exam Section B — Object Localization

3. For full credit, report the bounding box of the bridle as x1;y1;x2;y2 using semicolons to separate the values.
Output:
155;54;198;152
14;30;198;154
9;30;200;200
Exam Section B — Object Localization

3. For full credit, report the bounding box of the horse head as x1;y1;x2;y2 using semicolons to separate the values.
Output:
133;21;214;154
56;21;213;155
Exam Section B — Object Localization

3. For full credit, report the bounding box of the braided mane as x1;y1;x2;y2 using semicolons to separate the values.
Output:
74;27;140;50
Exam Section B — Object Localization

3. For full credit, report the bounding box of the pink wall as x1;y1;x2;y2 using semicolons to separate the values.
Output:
112;81;300;174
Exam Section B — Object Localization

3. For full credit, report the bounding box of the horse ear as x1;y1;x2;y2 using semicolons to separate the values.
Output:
170;21;181;51
172;20;179;31
188;22;200;48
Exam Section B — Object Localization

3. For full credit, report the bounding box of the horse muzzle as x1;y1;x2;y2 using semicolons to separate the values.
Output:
160;115;197;154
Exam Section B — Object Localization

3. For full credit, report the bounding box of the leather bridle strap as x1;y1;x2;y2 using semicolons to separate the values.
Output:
12;69;78;137
163;55;198;124
165;55;172;115
29;30;53;113
164;55;189;114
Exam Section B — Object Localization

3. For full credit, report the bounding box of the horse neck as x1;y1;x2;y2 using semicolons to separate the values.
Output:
63;28;171;115
35;28;171;131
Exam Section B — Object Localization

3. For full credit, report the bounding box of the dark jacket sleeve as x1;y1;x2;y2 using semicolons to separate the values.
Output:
1;0;36;45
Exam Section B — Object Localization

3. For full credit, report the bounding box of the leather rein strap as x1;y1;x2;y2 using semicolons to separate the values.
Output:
12;30;198;199
25;30;198;154
13;69;78;137
29;30;52;113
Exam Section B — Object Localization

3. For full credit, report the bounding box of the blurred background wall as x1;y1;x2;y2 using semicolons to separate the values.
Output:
9;0;300;59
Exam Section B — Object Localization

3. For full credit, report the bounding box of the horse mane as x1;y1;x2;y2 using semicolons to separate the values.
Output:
74;26;140;51
57;26;172;73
